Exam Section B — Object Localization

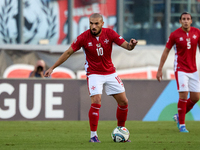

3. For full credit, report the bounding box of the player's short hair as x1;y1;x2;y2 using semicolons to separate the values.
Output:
179;12;192;20
90;13;103;21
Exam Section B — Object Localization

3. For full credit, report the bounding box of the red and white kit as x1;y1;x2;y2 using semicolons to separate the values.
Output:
87;73;125;96
71;28;125;76
71;28;126;95
166;27;200;92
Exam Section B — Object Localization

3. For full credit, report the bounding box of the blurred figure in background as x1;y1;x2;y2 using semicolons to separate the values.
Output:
29;60;46;78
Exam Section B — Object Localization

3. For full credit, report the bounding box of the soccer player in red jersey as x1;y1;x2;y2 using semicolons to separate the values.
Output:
45;13;138;142
156;12;200;133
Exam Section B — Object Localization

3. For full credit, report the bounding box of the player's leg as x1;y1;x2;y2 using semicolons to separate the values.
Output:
87;74;104;142
88;94;101;142
104;73;128;127
113;92;128;127
186;92;199;113
186;71;200;113
105;73;131;142
174;71;189;132
113;92;131;142
178;92;188;132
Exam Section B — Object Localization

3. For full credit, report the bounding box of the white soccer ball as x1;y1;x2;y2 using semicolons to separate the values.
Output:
111;126;130;142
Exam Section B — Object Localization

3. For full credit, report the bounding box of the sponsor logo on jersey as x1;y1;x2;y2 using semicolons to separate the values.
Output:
179;37;183;41
119;36;123;39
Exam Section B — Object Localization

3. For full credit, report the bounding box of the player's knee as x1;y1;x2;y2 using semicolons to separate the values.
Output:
191;98;199;103
91;95;101;104
118;98;128;106
190;93;200;102
92;100;101;104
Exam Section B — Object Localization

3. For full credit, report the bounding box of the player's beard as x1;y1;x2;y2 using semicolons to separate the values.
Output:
182;24;190;31
90;28;102;36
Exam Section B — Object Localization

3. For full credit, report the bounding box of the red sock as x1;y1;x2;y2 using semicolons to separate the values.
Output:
88;103;101;131
178;99;187;124
186;98;196;114
116;104;128;127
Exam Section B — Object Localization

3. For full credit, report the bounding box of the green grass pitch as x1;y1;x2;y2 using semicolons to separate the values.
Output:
0;121;200;150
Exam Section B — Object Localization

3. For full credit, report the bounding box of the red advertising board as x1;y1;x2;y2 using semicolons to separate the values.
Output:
57;0;117;44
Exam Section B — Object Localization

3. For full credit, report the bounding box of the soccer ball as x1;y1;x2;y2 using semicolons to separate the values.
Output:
111;126;130;142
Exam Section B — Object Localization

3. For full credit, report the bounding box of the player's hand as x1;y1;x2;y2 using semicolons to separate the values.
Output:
128;39;138;50
156;70;162;82
44;68;53;77
130;39;138;46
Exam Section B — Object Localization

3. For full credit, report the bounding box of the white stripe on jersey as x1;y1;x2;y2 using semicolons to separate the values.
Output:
82;48;89;74
174;44;178;72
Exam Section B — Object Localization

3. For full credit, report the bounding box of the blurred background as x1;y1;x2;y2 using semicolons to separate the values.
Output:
1;0;200;79
1;0;200;121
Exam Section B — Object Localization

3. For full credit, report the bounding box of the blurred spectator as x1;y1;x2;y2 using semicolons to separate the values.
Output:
154;13;163;29
29;60;46;78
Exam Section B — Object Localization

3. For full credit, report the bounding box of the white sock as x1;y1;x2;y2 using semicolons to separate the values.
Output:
179;124;185;128
91;131;97;138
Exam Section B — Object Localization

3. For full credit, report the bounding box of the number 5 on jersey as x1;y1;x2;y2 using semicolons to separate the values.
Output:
96;47;104;56
186;38;191;49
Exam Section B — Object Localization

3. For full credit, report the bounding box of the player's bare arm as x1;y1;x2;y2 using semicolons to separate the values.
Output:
120;39;138;50
156;47;171;82
44;47;74;77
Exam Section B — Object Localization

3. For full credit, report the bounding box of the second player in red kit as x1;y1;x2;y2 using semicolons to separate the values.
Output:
157;12;200;133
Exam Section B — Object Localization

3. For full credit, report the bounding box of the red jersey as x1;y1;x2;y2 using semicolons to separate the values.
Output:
71;28;125;75
166;27;200;73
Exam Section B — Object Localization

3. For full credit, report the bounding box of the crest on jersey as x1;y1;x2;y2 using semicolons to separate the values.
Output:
104;39;109;44
193;35;197;39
